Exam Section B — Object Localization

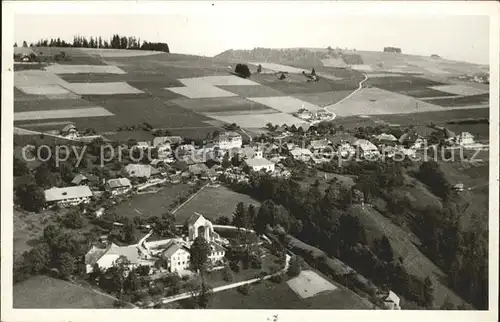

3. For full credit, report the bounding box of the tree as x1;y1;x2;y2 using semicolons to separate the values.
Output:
215;216;231;225
374;235;394;263
287;255;303;277
247;204;257;229
189;282;213;308
190;237;210;273
56;252;77;278
222;266;233;282
61;210;84;229
235;63;251;78
15;179;46;212
232;202;248;230
14;157;29;176
22;41;28;47
423;276;435;308
124;269;141;293
122;220;137;244
35;164;58;188
221;152;231;169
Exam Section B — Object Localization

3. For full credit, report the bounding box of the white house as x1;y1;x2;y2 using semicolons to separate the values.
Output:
382;290;401;310
353;139;380;159
61;124;78;139
455;132;475;146
290;148;313;162
245;157;275;172
105;178;132;196
85;243;154;274
125;164;160;179
215;132;242;150
44;185;93;207
337;142;356;158
159;240;191;273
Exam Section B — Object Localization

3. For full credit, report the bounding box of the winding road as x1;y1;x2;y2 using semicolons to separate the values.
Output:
323;73;369;115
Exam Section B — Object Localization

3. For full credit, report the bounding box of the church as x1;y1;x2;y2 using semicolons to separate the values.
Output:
86;212;227;275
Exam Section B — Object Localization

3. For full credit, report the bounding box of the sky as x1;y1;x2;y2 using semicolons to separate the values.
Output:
14;14;490;65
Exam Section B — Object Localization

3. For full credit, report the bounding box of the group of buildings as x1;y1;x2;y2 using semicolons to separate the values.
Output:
85;213;227;276
294;108;336;124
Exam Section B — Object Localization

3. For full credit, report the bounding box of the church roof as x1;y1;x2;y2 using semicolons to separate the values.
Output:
187;212;205;226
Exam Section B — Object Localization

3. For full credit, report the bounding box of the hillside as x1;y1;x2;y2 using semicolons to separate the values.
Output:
215;47;488;76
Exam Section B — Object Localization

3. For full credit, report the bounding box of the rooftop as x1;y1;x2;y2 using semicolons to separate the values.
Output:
106;177;132;189
44;185;93;202
245;157;274;167
125;164;159;178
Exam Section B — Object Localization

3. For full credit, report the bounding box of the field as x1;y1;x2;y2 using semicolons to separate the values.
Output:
203;276;374;309
173;185;260;224
13;209;56;260
247;96;323;113
292;90;355;107
13;276;117;308
14;47;489;139
430;84;489;96
14;107;114;121
325;87;444;117
110;183;192;219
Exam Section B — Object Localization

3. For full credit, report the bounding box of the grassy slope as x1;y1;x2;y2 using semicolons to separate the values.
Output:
13;275;118;308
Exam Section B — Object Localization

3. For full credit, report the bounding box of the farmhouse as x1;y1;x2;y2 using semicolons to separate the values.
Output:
399;131;425;148
455;132;475;146
290;148;313;162
85;243;154;274
353;139;380;159
215;131;243;150
310;139;330;153
158;240;191;273
61;124;78;139
105;178;132;196
125;164;160;179
44;185;93;207
71;174;89;186
245;157;275;173
381;290;401;310
375;133;398;144
152;136;183;147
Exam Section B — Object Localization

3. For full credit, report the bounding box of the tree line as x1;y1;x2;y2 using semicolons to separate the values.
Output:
15;33;169;52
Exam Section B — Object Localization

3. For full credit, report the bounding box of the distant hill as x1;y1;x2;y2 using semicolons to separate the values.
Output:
215;47;489;76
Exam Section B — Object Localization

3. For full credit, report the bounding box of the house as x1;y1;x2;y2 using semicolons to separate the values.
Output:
455;132;475;146
353;139;380;159
375;133;398;144
309;139;330;153
85;243;154;274
337;142;356;158
382;290;401;310
135;141;150;150
105;178;132;196
44;185;93;207
290;148;313;162
71;174;89;186
61;124;78;139
159;240;191;273
399;131;424;148
245;157;275;173
188;163;209;177
152;136;182;147
125;164;160;179
214;132;242;150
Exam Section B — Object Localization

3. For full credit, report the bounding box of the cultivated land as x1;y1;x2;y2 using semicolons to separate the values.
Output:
173;186;260;224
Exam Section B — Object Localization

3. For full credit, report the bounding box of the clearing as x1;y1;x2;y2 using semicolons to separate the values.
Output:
44;64;126;75
173;185;260;224
204;112;307;128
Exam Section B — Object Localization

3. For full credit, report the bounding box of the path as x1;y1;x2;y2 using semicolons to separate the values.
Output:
171;183;209;215
323;73;369;114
